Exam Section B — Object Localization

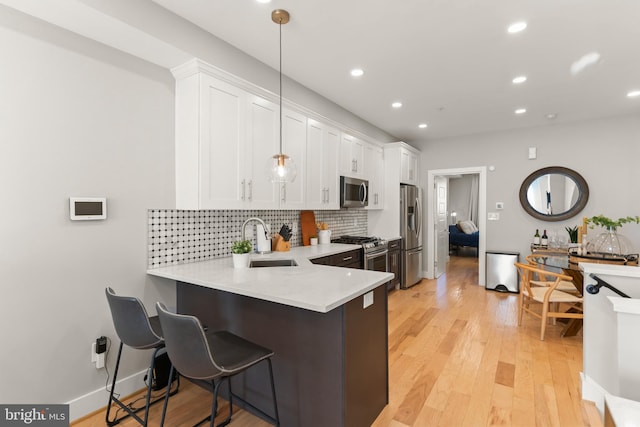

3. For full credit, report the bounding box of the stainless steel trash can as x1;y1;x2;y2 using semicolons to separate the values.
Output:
486;251;520;293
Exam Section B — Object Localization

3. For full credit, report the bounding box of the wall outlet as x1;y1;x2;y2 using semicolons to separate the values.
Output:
91;341;105;369
363;291;374;309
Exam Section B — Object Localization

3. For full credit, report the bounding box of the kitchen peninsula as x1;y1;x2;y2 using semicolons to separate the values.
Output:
147;244;393;427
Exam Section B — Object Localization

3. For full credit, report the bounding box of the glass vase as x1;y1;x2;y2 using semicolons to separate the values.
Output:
586;227;635;257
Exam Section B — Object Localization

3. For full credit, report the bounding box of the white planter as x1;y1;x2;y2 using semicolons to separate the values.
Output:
318;230;331;244
310;237;318;246
232;253;250;269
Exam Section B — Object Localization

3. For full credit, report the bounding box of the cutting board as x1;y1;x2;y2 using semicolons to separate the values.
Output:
300;210;316;246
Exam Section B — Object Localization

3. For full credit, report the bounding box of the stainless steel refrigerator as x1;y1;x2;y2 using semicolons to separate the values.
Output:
400;184;423;288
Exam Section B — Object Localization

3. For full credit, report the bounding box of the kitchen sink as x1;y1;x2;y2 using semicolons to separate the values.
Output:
249;259;298;268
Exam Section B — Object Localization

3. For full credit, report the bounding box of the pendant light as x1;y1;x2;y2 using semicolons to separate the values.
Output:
266;9;297;183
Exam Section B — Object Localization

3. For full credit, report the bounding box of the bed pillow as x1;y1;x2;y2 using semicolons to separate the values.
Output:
458;220;478;234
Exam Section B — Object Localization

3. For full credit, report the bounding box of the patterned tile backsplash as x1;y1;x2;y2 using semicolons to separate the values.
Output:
148;209;368;268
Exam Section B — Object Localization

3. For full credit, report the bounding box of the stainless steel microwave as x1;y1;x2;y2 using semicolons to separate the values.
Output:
340;176;368;208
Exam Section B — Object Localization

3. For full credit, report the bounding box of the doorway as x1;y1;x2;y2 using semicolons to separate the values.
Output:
426;166;487;286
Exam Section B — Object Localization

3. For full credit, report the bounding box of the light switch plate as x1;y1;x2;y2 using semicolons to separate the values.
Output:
528;147;537;159
363;291;374;308
488;212;500;221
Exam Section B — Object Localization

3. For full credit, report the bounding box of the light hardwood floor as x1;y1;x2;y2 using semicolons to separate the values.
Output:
75;255;599;427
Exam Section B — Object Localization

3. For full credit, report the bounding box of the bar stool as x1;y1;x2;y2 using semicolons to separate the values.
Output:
105;288;178;426
156;302;280;427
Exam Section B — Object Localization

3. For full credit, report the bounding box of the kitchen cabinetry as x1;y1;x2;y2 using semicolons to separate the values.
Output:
306;119;340;209
400;147;419;185
340;134;365;178
173;59;388;211
310;248;362;269
387;238;402;290
367;142;421;238
246;94;281;209
279;108;307;209
365;143;384;210
174;71;280;209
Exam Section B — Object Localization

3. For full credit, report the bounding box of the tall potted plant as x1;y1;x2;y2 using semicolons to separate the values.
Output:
231;239;252;268
565;226;579;247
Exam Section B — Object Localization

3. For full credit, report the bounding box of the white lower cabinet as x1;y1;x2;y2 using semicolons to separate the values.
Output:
306;119;340;209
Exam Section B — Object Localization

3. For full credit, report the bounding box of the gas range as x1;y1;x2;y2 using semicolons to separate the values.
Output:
332;235;388;254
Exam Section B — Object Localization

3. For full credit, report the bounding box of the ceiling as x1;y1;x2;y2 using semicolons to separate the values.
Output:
155;2;639;141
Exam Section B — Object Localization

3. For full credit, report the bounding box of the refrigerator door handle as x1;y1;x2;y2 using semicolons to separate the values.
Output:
415;197;422;239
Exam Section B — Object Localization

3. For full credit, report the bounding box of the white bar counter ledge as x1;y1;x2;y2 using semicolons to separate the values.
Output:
148;243;394;427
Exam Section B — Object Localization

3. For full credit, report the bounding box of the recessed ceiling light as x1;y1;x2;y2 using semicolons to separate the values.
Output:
350;68;364;77
627;90;640;98
255;0;271;3
515;108;527;114
570;52;602;75
512;76;527;84
392;102;403;108
507;21;527;33
418;123;428;129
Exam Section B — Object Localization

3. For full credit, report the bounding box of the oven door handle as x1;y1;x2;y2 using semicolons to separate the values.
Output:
365;249;388;261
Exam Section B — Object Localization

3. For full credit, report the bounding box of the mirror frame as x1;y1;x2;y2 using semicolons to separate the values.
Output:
519;166;589;222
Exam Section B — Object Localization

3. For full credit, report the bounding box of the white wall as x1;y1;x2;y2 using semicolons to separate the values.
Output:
0;5;175;416
416;115;640;261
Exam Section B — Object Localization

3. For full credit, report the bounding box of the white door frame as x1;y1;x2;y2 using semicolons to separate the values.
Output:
426;166;487;286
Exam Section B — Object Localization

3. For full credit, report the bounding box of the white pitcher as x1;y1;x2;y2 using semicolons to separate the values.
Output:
318;229;331;244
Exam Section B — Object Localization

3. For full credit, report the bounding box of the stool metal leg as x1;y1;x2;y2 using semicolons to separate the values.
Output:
107;345;176;427
267;359;280;426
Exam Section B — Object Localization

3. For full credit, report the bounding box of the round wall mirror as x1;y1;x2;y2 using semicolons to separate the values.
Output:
519;166;589;221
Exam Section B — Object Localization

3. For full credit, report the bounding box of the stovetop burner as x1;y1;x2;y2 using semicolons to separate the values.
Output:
332;235;388;252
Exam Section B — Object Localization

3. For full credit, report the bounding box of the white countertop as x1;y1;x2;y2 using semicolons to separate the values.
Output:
147;244;394;313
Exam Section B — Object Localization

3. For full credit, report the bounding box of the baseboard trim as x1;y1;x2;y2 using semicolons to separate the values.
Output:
67;369;147;422
581;372;607;416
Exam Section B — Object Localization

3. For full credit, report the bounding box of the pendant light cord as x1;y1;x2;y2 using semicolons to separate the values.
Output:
278;17;283;155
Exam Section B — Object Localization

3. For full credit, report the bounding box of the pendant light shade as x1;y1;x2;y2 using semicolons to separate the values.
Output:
267;9;297;183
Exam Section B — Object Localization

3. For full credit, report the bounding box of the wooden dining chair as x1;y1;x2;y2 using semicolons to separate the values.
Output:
524;254;581;295
515;262;584;340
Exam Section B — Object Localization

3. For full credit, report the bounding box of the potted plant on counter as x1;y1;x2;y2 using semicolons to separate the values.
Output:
231;239;252;268
565;226;579;247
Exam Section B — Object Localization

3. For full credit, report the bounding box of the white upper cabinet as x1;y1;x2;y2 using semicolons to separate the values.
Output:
174;69;280;209
365;143;384;210
400;147;419;185
176;73;245;209
173;59;388;211
340;134;365;178
246;94;280;209
279;108;307;209
306;119;340;209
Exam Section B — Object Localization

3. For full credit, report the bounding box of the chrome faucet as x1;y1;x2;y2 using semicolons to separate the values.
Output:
241;217;270;242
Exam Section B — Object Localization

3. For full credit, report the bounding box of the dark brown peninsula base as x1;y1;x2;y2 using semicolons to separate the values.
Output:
177;281;388;427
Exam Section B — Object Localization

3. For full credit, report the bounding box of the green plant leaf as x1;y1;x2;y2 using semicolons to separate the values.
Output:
231;239;252;254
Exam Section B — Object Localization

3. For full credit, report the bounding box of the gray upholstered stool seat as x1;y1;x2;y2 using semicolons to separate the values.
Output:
156;303;279;427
